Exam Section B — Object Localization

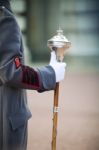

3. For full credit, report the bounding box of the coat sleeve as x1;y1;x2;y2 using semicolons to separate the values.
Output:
0;9;56;91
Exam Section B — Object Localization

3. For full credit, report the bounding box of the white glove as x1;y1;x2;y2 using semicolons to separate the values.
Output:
49;51;66;82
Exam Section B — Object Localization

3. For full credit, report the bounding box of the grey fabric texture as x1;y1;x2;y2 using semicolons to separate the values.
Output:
0;6;56;150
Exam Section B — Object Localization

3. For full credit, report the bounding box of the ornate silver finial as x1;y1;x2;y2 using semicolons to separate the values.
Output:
57;26;63;35
47;28;71;61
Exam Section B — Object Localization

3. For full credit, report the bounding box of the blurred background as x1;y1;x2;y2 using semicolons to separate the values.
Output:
11;0;99;150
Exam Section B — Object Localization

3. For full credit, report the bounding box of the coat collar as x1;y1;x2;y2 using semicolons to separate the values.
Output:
0;0;12;12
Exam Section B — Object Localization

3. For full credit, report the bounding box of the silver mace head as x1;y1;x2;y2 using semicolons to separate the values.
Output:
47;28;71;62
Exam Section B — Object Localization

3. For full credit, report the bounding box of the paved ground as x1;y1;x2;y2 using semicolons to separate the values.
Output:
27;72;99;150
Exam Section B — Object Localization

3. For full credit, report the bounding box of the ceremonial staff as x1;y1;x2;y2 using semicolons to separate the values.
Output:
47;28;71;150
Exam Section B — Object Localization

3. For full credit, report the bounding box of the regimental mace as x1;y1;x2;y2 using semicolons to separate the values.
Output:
47;28;71;150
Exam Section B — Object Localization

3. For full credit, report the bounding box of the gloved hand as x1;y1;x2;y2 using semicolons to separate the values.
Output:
49;51;66;82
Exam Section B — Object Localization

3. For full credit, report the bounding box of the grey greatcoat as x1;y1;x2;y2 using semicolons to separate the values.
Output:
0;4;56;150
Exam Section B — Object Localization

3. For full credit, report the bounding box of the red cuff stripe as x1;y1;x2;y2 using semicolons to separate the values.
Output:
14;57;21;69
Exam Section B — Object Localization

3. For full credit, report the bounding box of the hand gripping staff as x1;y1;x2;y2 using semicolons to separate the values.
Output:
47;28;71;150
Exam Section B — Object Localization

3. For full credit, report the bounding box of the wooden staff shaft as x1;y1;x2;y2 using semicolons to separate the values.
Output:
52;82;59;150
